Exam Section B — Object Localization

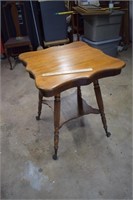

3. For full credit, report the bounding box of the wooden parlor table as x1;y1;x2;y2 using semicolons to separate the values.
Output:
19;41;125;160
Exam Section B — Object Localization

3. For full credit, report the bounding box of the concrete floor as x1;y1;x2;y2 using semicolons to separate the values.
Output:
1;45;132;199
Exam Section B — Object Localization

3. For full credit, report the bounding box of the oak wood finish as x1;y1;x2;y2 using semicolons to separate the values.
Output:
19;41;125;159
53;94;61;160
93;80;111;137
44;38;69;47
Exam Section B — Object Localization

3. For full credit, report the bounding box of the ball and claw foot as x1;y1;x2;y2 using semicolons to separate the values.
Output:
106;132;111;137
36;116;40;120
53;154;58;160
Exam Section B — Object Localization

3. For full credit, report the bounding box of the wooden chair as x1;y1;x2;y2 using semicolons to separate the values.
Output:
3;1;33;70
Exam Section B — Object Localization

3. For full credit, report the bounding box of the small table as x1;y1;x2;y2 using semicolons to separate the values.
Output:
19;41;125;160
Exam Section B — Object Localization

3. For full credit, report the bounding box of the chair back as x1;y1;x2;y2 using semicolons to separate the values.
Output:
3;1;29;39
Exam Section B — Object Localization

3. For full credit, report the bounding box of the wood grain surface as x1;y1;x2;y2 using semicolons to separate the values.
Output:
19;41;125;97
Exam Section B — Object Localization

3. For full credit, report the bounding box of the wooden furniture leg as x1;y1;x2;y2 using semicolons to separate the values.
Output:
93;80;111;137
77;86;83;115
7;55;13;70
36;90;43;120
5;48;13;70
53;94;61;160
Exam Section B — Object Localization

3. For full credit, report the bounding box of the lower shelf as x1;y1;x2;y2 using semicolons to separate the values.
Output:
42;90;100;128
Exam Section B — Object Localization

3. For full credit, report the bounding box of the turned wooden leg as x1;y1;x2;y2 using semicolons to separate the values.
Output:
8;56;13;70
5;48;13;70
53;94;60;160
77;86;83;115
36;90;43;120
93;80;111;137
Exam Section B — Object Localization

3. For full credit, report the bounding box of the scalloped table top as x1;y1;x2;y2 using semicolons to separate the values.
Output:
19;41;125;97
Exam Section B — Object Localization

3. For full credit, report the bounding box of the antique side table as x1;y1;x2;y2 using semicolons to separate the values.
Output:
19;41;125;160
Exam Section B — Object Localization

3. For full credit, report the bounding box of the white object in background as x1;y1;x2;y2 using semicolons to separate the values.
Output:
88;0;100;7
79;0;88;6
109;1;114;10
79;0;100;7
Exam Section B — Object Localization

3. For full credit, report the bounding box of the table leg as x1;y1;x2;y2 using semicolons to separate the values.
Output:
93;80;111;137
77;86;83;115
36;90;43;120
53;94;60;160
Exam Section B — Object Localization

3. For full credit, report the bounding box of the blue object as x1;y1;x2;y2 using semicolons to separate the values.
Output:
40;1;67;42
82;36;122;57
